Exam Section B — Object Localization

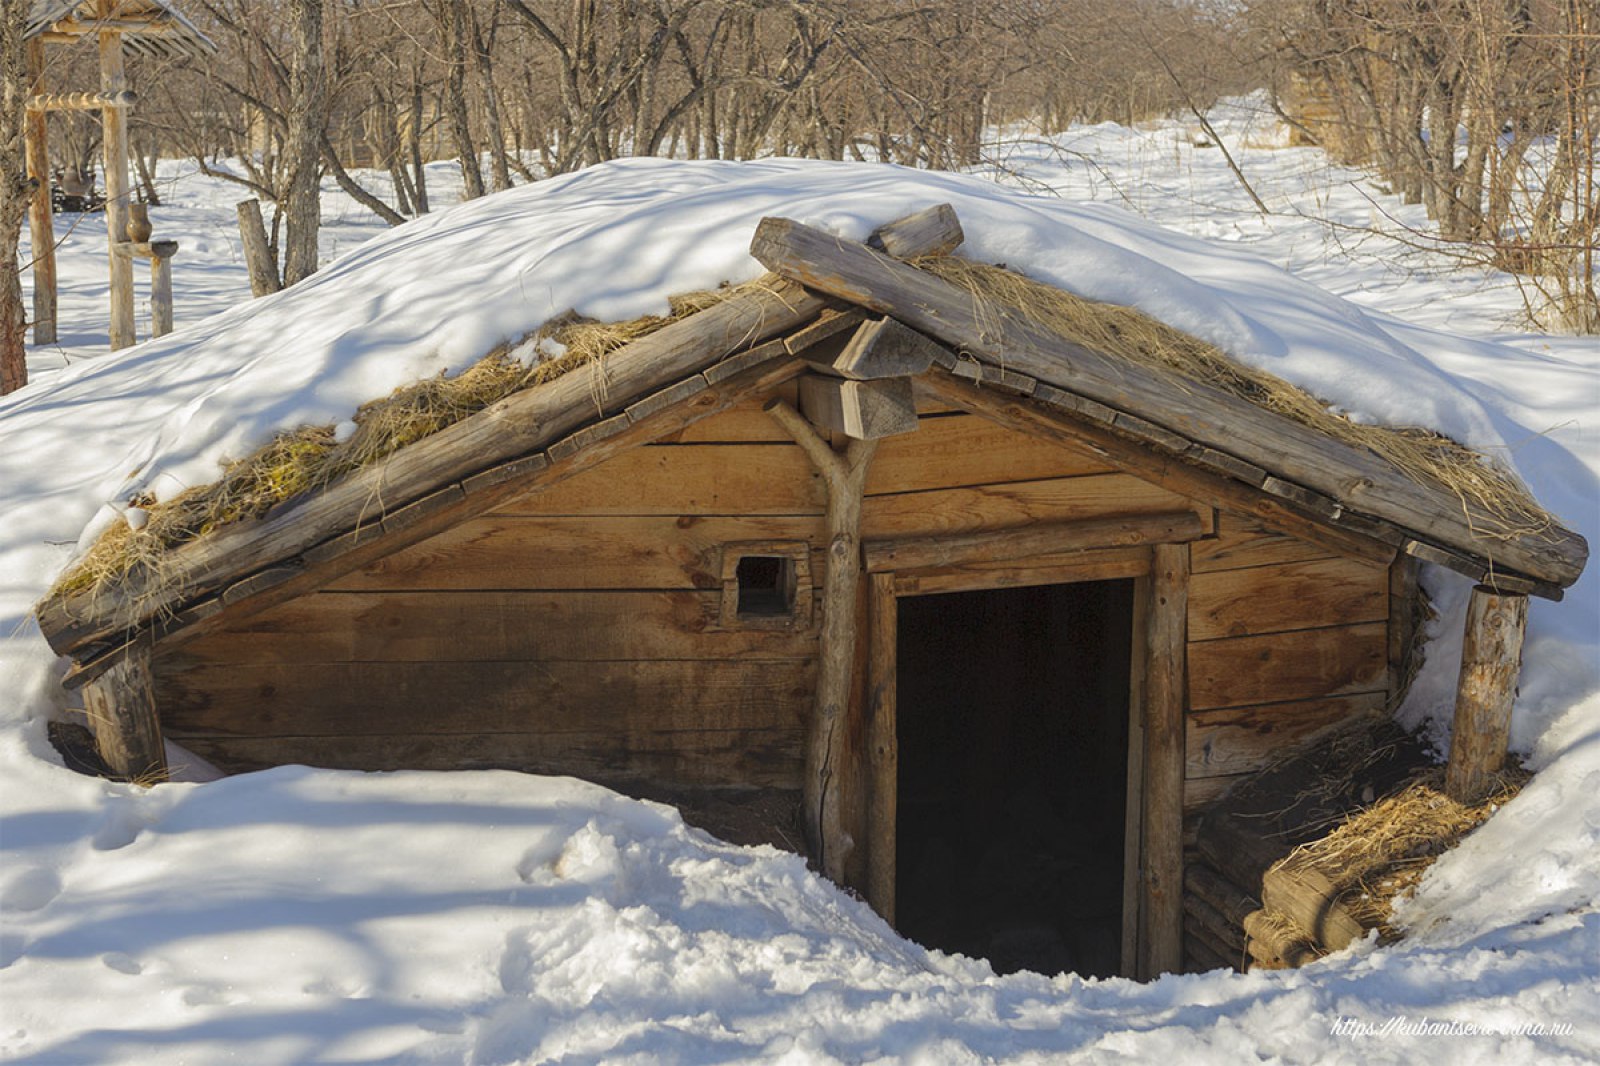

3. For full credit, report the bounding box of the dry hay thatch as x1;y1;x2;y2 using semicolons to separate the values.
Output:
1277;765;1526;943
913;255;1557;545
50;284;749;602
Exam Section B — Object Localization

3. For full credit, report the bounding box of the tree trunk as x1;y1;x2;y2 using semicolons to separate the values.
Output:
2;5;32;393
442;0;484;199
282;0;327;286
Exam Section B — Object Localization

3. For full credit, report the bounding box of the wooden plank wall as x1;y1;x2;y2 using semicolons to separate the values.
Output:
155;393;1388;808
1182;513;1392;812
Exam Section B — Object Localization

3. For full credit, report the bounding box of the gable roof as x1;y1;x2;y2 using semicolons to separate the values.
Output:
34;205;1587;687
28;0;215;60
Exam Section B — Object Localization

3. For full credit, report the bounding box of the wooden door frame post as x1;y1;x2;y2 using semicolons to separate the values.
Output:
1139;542;1188;979
100;19;136;350
25;38;57;345
865;571;897;921
1445;585;1528;803
767;398;876;882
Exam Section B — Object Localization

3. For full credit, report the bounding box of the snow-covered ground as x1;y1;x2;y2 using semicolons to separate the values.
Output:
2;107;1597;1064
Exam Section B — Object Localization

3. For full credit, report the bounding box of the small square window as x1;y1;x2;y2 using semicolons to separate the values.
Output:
736;555;794;617
720;541;812;629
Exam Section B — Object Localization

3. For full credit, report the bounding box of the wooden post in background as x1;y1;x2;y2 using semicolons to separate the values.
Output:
150;241;177;336
1140;542;1188;979
25;39;57;345
1445;586;1527;803
99;22;135;349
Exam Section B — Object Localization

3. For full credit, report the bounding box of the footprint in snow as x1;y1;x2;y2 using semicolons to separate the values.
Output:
0;869;61;912
101;952;142;975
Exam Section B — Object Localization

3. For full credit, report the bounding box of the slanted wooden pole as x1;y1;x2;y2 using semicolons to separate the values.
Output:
80;636;166;784
767;398;877;882
1140;542;1189;979
99;22;136;350
1445;586;1528;803
25;39;56;345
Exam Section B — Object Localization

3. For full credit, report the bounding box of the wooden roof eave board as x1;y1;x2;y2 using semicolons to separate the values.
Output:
749;215;1588;592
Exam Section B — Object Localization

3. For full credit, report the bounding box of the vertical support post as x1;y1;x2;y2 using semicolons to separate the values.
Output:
100;25;136;350
1445;586;1527;803
1140;542;1188;979
25;39;57;345
1120;573;1150;978
81;638;167;784
865;571;898;923
150;251;174;336
766;398;876;883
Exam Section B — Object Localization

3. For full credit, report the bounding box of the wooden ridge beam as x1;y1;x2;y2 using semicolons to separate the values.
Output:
749;214;1587;590
863;511;1204;573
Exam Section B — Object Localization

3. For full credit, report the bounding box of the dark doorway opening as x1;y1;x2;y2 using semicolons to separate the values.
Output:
896;579;1134;977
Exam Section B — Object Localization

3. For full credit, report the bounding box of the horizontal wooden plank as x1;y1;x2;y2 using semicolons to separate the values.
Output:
866;412;1111;495
673;386;799;442
891;547;1150;596
491;443;825;516
867;512;1202;573
1188;556;1389;642
1189;512;1336;573
170;728;804;790
1186;693;1386;779
157;658;813;738
863;473;1204;539
329;515;824;592
167;590;818;665
1184;773;1245;812
1187;622;1389;712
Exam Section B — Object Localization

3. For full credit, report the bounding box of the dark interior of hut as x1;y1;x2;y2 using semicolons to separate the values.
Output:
895;579;1134;978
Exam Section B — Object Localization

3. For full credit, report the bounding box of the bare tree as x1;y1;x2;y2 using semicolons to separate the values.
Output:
1;0;31;394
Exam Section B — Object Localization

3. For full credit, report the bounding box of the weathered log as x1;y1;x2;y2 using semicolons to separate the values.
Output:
81;636;165;783
798;374;919;440
1194;811;1291;894
1260;855;1368;952
150;253;174;337
1242;909;1321;968
748;215;1587;591
24;39;55;345
865;202;964;258
1140;542;1188;978
1445;586;1528;803
1184;932;1234;973
1185;890;1246;953
864;511;1203;574
236;199;281;297
766;399;876;881
1185;862;1259;926
100;29;135;350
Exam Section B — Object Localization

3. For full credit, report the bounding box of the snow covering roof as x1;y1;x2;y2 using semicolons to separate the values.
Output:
25;159;1587;671
27;0;215;61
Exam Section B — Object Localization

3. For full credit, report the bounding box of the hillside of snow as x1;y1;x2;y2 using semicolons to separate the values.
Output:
2;109;1597;1063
